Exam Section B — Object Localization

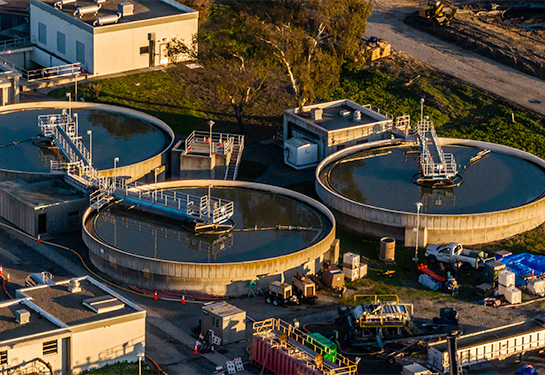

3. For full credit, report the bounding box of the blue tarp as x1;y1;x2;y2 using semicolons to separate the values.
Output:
497;253;545;285
418;274;442;291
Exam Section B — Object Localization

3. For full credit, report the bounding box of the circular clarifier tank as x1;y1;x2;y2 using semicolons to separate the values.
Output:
0;102;173;181
83;181;336;296
316;138;545;245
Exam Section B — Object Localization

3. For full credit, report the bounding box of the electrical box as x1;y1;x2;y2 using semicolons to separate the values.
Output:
284;137;318;170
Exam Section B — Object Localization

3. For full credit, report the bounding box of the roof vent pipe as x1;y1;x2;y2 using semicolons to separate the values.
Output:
311;108;323;121
15;309;30;325
55;0;77;9
69;278;82;293
74;4;101;18
93;13;122;26
353;110;361;121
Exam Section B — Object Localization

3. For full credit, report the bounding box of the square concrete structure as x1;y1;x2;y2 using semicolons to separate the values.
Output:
1;276;145;374
0;178;88;236
29;0;198;75
283;99;399;169
201;301;246;344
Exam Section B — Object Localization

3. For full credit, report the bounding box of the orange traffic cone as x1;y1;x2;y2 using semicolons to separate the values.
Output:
154;291;158;301
6;273;10;282
181;295;186;304
0;266;3;275
203;137;207;144
193;340;199;354
37;234;41;244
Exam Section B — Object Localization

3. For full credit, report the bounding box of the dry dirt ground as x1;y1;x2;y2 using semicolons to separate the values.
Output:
366;0;545;116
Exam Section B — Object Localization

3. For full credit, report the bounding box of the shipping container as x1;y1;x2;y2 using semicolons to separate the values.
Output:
428;319;545;373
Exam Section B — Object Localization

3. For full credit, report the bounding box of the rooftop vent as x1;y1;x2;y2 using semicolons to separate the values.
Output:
311;108;323;121
93;13;121;26
15;309;30;325
54;0;77;9
83;295;125;314
339;109;351;117
118;2;134;17
74;4;101;18
68;279;82;293
353;110;361;121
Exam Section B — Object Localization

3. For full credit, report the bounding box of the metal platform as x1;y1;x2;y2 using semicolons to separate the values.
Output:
417;118;457;180
38;111;234;224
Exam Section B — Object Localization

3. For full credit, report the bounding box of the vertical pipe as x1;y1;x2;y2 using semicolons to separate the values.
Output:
447;334;459;375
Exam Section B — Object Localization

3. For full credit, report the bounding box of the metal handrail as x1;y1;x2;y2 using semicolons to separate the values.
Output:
0;37;34;52
253;318;357;375
0;55;80;82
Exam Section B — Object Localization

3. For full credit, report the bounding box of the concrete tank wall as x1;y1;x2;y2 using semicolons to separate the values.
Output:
0;102;174;183
83;180;337;296
316;138;545;246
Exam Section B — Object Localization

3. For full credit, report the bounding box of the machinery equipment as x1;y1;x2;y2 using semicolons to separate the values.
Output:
358;37;391;63
292;273;317;303
418;0;458;26
266;280;298;306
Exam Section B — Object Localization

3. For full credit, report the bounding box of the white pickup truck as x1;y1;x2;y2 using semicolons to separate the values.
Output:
425;242;488;269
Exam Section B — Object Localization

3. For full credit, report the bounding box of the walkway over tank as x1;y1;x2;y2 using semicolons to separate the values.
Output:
38;111;234;224
417;118;457;180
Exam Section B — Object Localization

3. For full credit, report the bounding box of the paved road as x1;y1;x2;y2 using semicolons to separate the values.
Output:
366;0;545;116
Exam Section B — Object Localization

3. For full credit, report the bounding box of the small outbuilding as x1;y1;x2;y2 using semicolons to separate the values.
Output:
201;301;246;344
283;99;408;169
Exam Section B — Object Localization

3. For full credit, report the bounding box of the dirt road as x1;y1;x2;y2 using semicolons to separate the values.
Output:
366;0;545;116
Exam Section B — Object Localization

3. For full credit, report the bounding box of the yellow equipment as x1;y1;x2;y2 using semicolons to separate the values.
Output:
418;0;457;26
358;37;391;63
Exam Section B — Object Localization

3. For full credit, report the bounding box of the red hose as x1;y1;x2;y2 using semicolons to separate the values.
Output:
145;354;166;375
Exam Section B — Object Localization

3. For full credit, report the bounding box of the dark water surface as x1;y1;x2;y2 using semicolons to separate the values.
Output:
93;187;331;263
0;108;168;172
325;145;545;214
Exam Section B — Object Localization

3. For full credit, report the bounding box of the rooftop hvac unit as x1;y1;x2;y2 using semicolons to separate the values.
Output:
15;309;30;325
74;4;101;18
118;2;134;17
311;108;323;121
93;13;121;26
54;0;77;9
353;110;362;121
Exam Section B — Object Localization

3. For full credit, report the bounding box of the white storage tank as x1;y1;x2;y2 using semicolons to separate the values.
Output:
284;137;318;170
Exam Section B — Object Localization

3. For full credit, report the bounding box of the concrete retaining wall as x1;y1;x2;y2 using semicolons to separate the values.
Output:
0;102;174;183
83;180;337;296
316;138;545;246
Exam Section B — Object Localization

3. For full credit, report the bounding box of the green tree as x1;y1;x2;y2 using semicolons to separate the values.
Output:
256;0;373;108
168;6;272;133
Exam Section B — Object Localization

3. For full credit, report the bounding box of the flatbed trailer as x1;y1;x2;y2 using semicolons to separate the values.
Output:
428;318;545;373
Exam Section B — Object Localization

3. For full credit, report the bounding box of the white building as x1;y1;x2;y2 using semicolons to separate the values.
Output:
283;99;409;170
0;276;146;374
29;0;198;76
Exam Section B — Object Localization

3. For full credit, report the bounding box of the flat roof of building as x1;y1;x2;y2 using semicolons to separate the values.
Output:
38;0;194;26
0;299;62;342
21;277;140;326
288;99;392;132
203;301;245;317
0;178;86;208
431;319;545;352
